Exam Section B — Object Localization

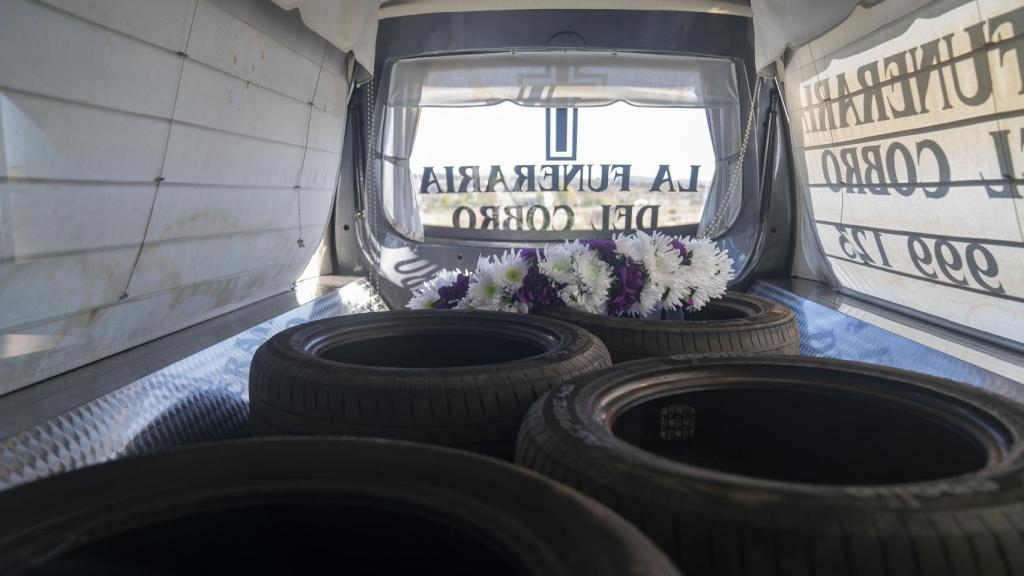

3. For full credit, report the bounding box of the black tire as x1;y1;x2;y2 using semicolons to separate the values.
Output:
542;292;799;363
248;310;610;459
517;355;1024;576
0;438;679;575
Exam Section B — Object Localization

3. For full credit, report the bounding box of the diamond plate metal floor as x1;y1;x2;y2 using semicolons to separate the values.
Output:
751;279;1024;400
2;277;1021;494
0;279;385;492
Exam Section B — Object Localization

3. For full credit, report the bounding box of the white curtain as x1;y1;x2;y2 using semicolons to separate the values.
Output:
380;0;752;19
387;50;739;109
270;0;379;71
699;104;742;237
382;105;424;240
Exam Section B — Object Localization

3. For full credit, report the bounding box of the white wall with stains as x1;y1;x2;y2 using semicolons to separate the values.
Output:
0;0;350;394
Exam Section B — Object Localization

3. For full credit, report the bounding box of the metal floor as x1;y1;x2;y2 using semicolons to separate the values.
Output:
750;279;1024;399
0;278;385;491
1;277;1020;493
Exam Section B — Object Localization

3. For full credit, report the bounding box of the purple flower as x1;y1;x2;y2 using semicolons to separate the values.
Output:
607;260;645;316
670;238;690;263
581;239;618;264
518;248;542;263
435;273;470;309
516;264;563;313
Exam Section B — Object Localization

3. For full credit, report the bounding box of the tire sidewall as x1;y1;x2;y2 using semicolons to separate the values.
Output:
257;310;608;384
527;356;1024;516
0;439;677;576
542;292;795;333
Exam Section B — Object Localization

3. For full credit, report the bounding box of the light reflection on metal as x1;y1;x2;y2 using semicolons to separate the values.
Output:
0;280;386;492
750;280;1024;400
0;334;64;358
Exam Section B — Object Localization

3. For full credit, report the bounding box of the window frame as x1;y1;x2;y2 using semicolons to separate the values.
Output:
374;48;748;246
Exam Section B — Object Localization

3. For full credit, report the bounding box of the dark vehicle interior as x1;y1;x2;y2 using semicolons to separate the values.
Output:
1;0;1023;574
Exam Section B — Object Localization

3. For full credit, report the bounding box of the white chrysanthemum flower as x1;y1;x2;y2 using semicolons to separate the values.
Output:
649;253;678;296
650;233;680;274
613;230;682;316
613;231;643;264
490;250;529;290
407;288;440;310
576;249;610;289
653;235;691;311
407;269;467;310
683;237;735;311
558;244;612;315
662;266;696;311
462;253;534;314
500;300;531;314
465;258;503;311
538;242;579;285
630;282;663;317
640;230;665;269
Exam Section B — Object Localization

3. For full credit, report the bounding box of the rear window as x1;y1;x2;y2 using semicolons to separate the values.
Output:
409;103;717;235
379;50;742;242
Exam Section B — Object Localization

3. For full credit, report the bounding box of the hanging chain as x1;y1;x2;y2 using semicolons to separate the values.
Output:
364;79;380;295
702;74;762;239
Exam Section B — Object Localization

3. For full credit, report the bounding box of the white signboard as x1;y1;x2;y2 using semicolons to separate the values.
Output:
786;0;1024;344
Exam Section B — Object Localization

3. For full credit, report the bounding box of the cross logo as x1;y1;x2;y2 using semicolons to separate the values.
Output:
513;62;607;162
546;108;578;161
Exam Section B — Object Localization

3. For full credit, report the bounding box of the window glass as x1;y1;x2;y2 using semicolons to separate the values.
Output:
379;51;741;241
408;102;717;236
785;0;1024;346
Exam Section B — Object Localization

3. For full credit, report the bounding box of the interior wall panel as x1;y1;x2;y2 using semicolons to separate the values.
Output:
127;228;303;296
1;183;154;258
0;0;349;394
299;149;343;190
161;122;305;187
210;0;327;63
146;185;300;241
5;260;303;386
307;107;346;152
0;250;139;329
0;0;182;117
174;61;311;146
300;187;337;226
0;93;169;181
187;0;322;102
35;0;196;53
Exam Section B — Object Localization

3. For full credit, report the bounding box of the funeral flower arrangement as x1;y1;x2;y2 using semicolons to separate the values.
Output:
407;231;734;317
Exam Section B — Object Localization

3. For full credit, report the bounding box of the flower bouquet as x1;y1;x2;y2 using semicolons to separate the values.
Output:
407;231;734;318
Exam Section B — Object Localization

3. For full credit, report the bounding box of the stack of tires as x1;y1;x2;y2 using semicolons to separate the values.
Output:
4;293;1022;576
245;291;801;459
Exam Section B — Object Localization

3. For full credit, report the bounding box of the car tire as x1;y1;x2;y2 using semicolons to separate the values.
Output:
541;291;799;363
248;310;610;459
0;438;678;575
517;355;1024;575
